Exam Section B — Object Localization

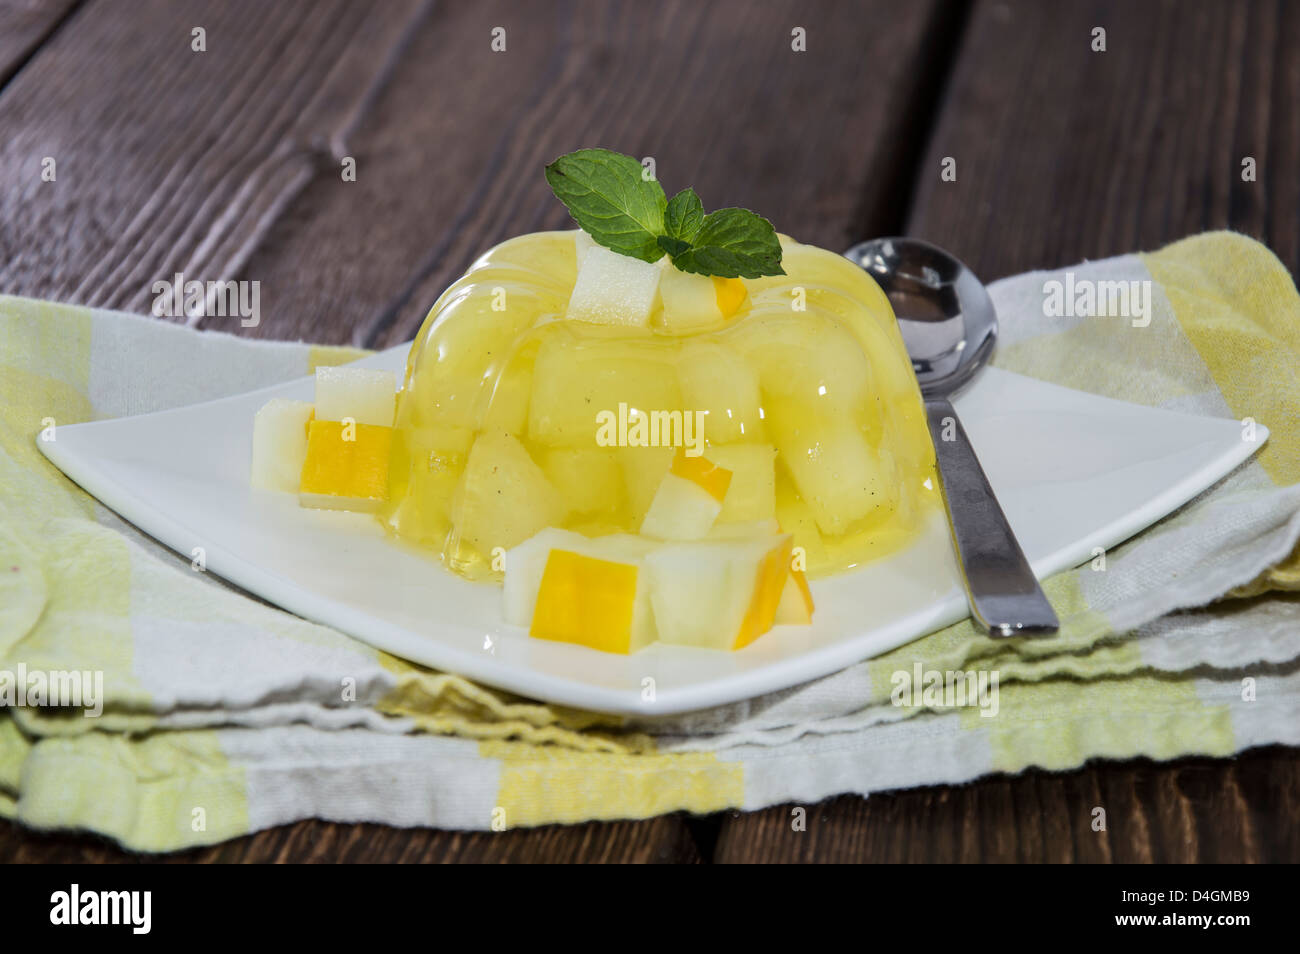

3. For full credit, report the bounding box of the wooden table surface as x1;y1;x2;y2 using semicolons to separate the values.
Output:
1;0;1297;863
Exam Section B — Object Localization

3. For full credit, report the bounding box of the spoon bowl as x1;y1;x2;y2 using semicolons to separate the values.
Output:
844;237;1059;637
845;237;997;397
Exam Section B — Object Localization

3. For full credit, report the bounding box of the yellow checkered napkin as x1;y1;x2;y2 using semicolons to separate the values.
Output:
3;232;1300;851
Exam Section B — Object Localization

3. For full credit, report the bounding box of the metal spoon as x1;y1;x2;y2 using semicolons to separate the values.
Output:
844;237;1059;637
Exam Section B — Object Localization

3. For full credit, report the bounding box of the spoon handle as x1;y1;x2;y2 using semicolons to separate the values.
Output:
924;398;1059;637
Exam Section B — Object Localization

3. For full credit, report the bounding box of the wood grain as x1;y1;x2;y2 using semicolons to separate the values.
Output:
905;0;1300;283
0;0;430;315
223;0;960;346
713;746;1300;863
0;0;80;87
0;815;702;863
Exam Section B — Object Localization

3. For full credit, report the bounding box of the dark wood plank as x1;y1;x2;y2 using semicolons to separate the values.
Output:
0;815;702;863
906;0;1300;283
223;0;962;346
713;746;1300;863
0;0;80;87
0;0;431;315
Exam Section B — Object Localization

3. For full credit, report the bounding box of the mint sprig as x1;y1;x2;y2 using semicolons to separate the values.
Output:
545;149;784;278
669;207;783;279
661;187;704;257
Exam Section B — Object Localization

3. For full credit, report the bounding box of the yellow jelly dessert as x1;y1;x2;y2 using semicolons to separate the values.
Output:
382;227;937;581
253;148;938;653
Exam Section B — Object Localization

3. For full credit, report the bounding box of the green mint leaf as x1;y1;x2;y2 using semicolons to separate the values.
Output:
668;208;785;279
544;149;666;263
656;234;692;258
664;188;704;243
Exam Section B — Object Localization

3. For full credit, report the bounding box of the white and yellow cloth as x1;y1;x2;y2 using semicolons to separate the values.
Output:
2;232;1300;851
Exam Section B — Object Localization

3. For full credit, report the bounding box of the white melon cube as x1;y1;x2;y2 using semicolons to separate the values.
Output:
314;366;396;426
250;398;313;492
566;245;661;327
640;449;732;540
644;534;792;650
772;416;895;535
657;265;722;331
640;473;724;541
542;447;624;516
527;334;682;447
451;431;566;553
677;342;763;444
573;229;598;266
707;444;776;523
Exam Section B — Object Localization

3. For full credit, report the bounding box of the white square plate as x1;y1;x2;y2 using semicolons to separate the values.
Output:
38;346;1264;715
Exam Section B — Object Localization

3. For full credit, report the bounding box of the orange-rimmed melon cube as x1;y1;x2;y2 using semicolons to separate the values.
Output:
734;535;795;648
531;549;640;654
712;276;748;319
644;533;793;650
299;419;392;512
640;448;733;541
670;447;732;503
775;567;815;625
505;528;657;654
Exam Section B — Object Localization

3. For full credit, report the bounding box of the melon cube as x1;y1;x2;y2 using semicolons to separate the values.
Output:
573;229;598;267
566;244;662;327
504;529;657;653
250;398;314;492
772;414;895;535
677;342;763;443
618;445;675;522
775;569;815;625
639;451;732;541
639;476;722;540
706;443;776;523
541;447;624;516
314;366;396;426
701;518;808;625
644;534;792;650
450;431;566;554
656;264;747;333
734;312;871;411
503;528;587;627
298;419;392;512
528;332;683;447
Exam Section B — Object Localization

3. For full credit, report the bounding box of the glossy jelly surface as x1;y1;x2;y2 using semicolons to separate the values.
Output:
381;231;938;580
